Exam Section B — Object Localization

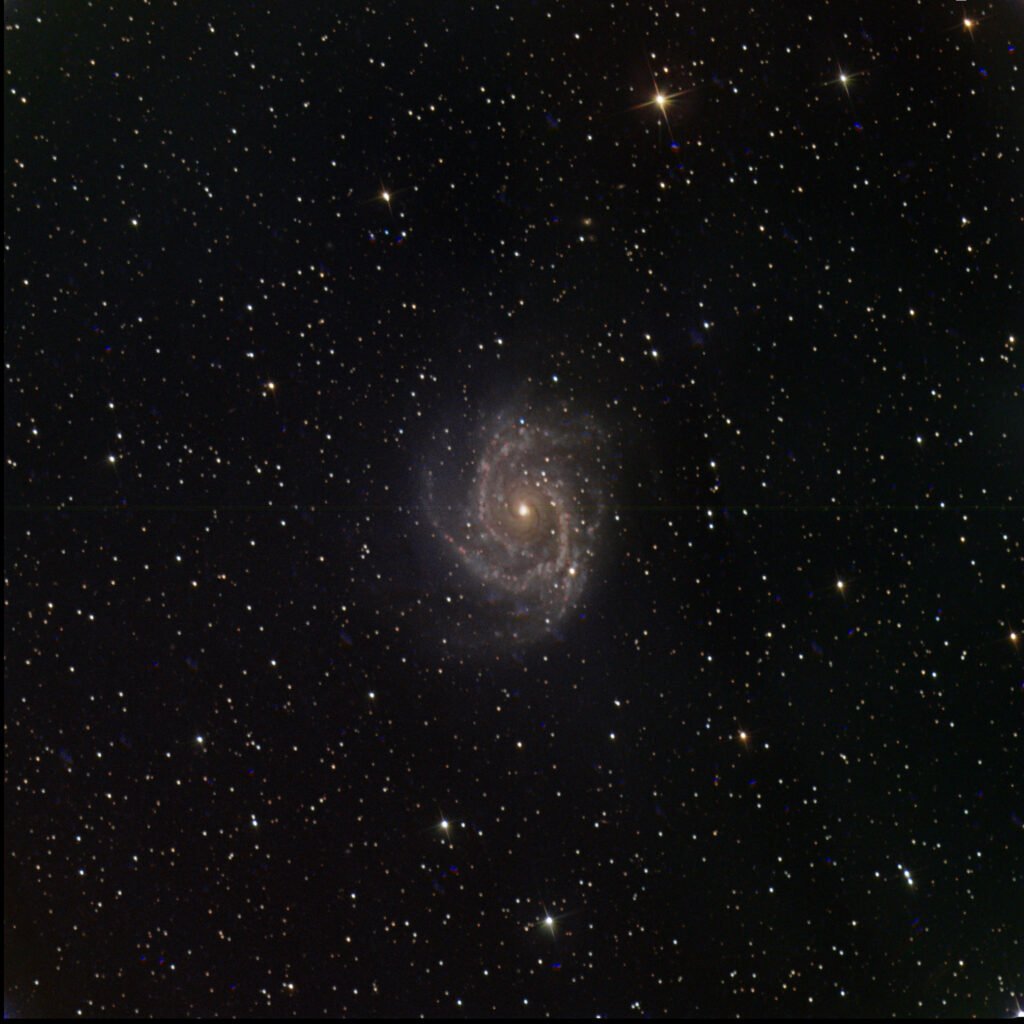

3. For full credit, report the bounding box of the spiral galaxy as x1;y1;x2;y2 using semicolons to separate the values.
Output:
425;406;610;647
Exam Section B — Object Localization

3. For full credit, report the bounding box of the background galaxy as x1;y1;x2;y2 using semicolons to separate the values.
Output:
4;1;1022;1019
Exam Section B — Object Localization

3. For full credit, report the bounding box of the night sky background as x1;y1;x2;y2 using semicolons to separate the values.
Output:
4;0;1023;1018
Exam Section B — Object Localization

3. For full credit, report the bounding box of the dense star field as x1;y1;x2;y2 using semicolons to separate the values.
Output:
3;0;1022;1019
